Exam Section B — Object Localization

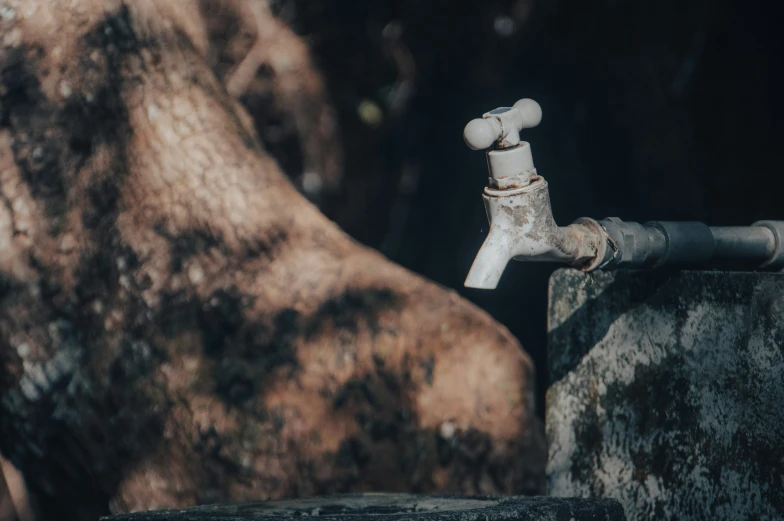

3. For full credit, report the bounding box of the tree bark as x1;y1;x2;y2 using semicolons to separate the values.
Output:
0;1;544;520
0;455;32;521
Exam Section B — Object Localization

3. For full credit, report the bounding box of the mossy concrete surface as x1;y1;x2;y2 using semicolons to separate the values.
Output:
546;269;784;520
103;493;626;521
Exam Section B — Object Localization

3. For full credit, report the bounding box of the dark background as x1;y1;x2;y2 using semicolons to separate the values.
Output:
269;0;783;416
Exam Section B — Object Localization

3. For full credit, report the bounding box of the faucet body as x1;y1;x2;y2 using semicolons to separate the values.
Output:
463;98;784;290
465;176;603;289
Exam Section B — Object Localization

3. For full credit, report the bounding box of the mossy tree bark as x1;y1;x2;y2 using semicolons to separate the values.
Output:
0;2;544;520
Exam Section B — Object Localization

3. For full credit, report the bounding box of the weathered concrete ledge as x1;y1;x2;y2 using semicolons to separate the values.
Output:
547;269;784;520
103;493;626;521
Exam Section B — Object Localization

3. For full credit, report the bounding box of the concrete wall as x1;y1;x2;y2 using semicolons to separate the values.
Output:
546;269;784;520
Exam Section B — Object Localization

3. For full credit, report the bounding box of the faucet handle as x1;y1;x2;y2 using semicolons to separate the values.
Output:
463;98;542;150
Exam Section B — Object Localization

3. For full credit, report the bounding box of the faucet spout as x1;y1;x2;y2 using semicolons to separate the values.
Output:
465;227;513;289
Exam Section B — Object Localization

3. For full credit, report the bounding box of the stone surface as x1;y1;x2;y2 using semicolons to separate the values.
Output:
103;493;626;521
546;269;784;520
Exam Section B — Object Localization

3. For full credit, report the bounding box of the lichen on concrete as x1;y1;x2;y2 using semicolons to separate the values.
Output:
546;269;784;521
104;493;627;521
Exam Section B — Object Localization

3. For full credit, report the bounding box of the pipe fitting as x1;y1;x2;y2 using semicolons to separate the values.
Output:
596;219;718;269
752;221;784;268
599;218;660;268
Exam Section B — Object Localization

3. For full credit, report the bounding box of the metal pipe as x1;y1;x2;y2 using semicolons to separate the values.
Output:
596;219;784;271
711;226;775;261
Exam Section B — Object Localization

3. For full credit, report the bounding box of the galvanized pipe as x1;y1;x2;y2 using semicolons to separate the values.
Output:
711;226;775;261
595;219;784;271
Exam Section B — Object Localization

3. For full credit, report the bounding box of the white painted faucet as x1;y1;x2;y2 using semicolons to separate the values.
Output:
463;98;784;290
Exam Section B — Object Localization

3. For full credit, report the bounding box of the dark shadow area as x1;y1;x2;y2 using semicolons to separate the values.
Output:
278;0;784;416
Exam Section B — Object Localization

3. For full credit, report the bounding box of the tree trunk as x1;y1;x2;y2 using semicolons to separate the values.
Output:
0;455;32;521
0;1;544;520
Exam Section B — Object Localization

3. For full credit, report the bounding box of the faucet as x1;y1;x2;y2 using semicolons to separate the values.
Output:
463;98;784;290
